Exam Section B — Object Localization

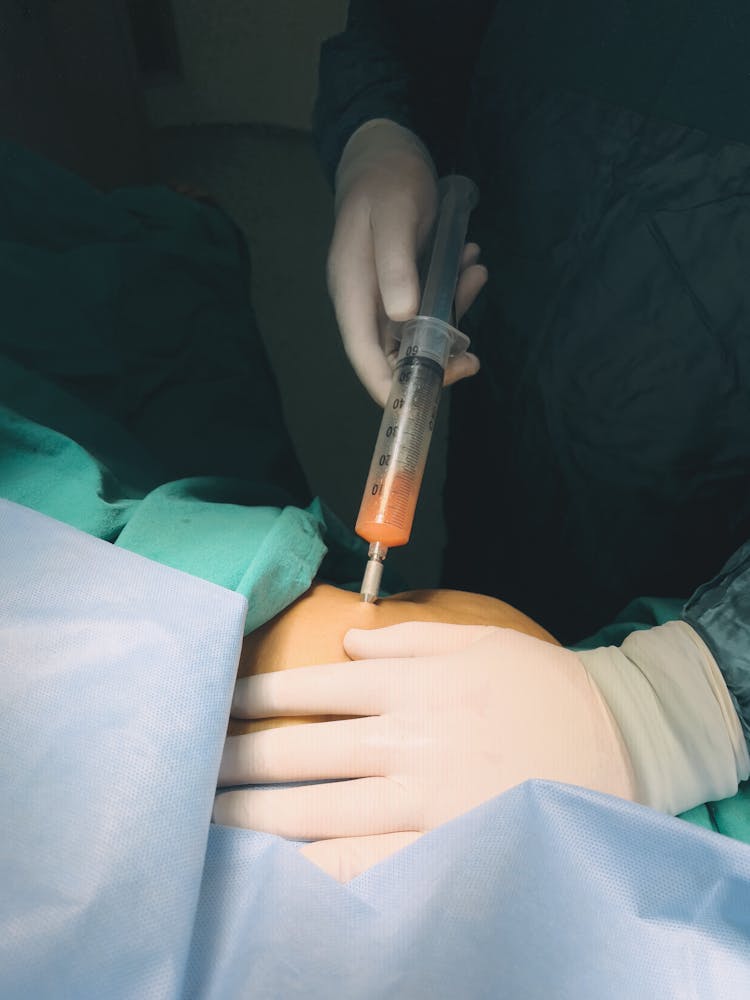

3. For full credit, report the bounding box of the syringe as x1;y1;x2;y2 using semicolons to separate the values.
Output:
356;175;479;602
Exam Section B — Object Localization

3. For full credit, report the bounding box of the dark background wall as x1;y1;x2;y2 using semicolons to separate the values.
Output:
0;0;450;588
0;0;149;186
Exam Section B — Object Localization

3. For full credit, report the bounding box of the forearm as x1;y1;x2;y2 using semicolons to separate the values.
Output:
313;0;496;183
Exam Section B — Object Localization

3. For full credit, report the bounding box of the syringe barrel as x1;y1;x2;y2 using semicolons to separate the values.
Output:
355;319;453;548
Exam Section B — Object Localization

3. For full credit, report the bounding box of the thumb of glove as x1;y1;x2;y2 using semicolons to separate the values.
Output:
371;198;423;322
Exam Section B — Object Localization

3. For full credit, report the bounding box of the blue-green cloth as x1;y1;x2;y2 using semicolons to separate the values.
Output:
0;140;404;633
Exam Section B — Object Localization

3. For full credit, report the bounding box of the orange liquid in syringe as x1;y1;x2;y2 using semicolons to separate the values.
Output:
355;470;421;547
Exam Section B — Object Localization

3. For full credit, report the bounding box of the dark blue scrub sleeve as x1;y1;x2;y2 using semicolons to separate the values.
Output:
313;0;496;183
684;540;750;749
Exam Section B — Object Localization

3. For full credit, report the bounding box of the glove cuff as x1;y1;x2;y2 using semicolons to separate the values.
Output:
578;621;750;815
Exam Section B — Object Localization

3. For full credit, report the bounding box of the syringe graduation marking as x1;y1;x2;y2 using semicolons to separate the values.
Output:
356;354;444;544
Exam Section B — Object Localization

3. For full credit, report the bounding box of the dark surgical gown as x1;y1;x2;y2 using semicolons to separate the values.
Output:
315;0;750;642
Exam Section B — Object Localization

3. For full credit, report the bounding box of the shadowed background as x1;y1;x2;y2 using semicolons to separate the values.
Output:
0;0;449;588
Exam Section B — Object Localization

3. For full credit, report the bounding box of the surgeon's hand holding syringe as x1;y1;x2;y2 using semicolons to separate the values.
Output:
355;175;479;601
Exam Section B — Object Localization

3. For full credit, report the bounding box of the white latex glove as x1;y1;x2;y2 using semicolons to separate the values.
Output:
215;620;749;882
329;119;487;405
215;624;636;875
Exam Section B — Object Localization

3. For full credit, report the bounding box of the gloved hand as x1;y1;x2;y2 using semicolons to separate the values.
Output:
215;620;749;883
328;119;487;405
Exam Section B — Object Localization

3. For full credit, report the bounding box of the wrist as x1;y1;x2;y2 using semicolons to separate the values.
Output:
578;621;750;814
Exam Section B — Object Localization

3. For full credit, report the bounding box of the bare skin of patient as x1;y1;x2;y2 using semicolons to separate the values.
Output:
229;583;558;736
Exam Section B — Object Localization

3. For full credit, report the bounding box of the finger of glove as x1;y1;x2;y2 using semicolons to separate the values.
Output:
371;198;423;321
299;831;422;883
343;334;394;407
213;775;417;839
219;715;390;786
381;313;402;363
231;658;398;719
454;263;488;322
328;210;394;405
344;621;496;660
461;242;482;268
443;352;480;388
